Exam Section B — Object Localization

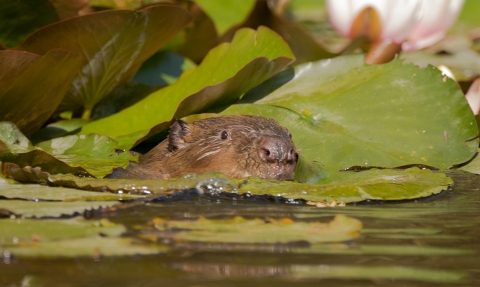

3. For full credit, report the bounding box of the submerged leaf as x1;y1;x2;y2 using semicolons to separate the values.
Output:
225;55;478;169
0;218;164;257
80;27;295;149
144;214;362;244
16;4;192;115
0;49;84;136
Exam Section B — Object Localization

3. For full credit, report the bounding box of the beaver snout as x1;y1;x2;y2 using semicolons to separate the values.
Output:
258;136;298;164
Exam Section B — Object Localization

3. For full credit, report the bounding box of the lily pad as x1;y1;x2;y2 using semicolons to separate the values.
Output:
288;265;466;284
17;4;192;117
47;172;237;195
3;236;164;258
80;27;295;149
458;148;480;174
30;119;89;144
0;218;165;257
0;122;138;179
0;182;143;201
0;218;124;243
143;214;362;244
45;166;451;204
238;167;452;203
0;200;120;218
224;55;478;169
36;134;139;178
0;49;84;136
0;122;91;178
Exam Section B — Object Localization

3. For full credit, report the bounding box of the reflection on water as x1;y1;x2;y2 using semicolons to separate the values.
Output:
2;171;480;286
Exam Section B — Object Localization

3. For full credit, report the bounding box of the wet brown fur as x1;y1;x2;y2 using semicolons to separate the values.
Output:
107;115;298;180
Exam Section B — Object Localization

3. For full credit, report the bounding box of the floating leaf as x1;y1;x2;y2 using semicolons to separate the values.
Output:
44;166;451;204
0;200;120;218
0;49;84;136
3;236;164;258
143;214;362;244
459;149;480;174
36;134;138;178
0;122;90;178
0;122;137;179
0;218;124;242
47;172;237;195
30;119;89;144
16;4;192;117
237;167;452;203
288;265;467;284
81;27;295;149
226;54;478;169
0;218;165;257
0;182;143;201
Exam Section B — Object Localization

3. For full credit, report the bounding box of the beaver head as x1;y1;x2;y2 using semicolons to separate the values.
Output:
108;115;298;180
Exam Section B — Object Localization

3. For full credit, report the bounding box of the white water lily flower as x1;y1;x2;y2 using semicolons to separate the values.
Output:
465;78;480;115
403;0;465;51
327;0;464;51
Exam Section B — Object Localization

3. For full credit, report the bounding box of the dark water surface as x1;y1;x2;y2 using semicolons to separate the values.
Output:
2;171;480;287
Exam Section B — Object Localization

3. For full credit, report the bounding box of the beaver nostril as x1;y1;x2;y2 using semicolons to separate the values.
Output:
264;149;271;157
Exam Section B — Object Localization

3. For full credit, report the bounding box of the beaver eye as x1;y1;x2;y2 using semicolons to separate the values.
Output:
221;131;229;140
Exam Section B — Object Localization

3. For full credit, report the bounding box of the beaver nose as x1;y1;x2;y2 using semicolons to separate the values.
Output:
258;136;297;164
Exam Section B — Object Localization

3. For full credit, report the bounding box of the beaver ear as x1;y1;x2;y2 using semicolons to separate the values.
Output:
168;120;191;152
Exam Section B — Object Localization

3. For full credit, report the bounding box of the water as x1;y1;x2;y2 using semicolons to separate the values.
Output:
2;171;479;287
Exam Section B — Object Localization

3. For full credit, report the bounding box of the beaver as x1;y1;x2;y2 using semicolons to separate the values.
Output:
106;115;298;180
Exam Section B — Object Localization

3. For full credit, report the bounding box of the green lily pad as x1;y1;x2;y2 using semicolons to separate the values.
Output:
16;4;192;117
193;0;255;35
0;200;120;218
0;49;84;136
30;119;89;144
144;214;362;244
47;172;237;195
223;55;478;169
459;149;480;174
302;243;474;256
80;27;295;149
0;182;143;201
0;122;91;178
0;122;138;179
45;166;451;204
0;218;124;243
0;218;165;257
288;265;467;284
3;236;164;258
36;134;139;178
238;167;452;203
